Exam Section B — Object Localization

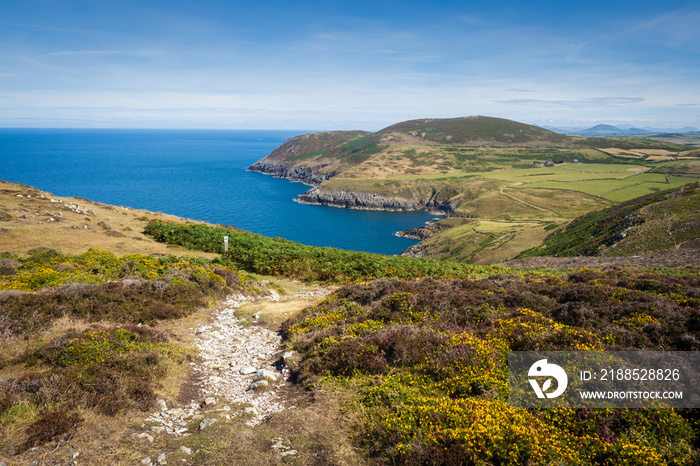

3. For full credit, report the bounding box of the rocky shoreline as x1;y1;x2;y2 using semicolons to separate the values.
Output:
296;186;429;211
248;159;450;212
247;160;334;185
248;160;453;253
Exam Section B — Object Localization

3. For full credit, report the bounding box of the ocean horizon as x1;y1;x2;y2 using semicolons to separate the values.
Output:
0;128;437;255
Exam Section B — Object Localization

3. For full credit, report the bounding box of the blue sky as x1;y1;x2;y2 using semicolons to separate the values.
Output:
1;0;698;130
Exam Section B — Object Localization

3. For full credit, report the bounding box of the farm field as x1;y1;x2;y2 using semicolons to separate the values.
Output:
481;163;694;201
393;162;697;262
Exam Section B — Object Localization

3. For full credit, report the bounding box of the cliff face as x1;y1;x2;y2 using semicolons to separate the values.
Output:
247;130;370;186
247;160;334;186
298;187;454;213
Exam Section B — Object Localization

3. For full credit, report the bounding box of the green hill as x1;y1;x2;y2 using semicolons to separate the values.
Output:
249;115;697;264
518;182;700;258
376;115;572;145
251;115;689;173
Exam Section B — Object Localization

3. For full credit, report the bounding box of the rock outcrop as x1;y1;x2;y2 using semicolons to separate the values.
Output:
297;187;454;212
247;160;334;185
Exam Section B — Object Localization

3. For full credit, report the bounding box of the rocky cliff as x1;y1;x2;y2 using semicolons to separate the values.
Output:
297;187;455;212
247;130;370;186
247;160;334;186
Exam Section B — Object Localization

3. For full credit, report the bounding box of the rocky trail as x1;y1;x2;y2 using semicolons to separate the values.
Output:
136;286;332;465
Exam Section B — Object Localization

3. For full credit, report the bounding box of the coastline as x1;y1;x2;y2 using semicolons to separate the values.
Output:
248;163;450;256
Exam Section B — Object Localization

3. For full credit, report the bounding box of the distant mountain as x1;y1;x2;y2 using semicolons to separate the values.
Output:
626;127;650;134
586;124;621;133
554;124;700;137
575;124;651;137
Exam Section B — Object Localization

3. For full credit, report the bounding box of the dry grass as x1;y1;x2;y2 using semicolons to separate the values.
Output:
168;384;368;466
411;219;552;264
0;180;217;259
0;280;362;465
0;316;92;377
2;408;149;465
600;147;682;158
237;283;333;331
471;223;552;264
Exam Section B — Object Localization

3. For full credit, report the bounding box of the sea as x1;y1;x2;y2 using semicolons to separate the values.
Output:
0;128;438;255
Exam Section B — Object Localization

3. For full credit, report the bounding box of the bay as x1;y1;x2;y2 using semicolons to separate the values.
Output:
0;128;437;255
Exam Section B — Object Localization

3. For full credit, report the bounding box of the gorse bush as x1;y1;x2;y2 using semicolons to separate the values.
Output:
143;221;511;283
1;325;182;421
0;248;239;292
283;272;700;464
0;248;251;453
0;249;245;337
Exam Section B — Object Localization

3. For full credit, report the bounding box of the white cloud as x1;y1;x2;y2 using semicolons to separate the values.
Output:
493;97;645;108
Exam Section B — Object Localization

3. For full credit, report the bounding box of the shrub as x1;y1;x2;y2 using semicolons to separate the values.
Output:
0;252;247;337
3;325;181;421
15;409;83;454
283;273;700;464
143;221;510;283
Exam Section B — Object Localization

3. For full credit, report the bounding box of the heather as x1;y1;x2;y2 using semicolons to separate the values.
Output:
2;224;699;462
282;270;700;464
0;247;250;455
0;248;245;336
2;325;185;454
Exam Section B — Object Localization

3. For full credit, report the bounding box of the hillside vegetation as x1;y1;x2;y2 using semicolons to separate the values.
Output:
283;271;700;464
0;180;216;259
1;181;699;464
0;246;257;463
142;221;509;283
519;182;700;258
249;116;700;263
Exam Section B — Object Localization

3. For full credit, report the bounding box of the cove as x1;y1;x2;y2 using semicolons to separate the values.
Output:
0;128;437;255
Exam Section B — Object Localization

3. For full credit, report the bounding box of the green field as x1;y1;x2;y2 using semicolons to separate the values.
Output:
517;181;700;258
518;173;692;202
480;163;695;202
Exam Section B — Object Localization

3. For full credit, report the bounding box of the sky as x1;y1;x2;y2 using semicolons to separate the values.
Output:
0;0;698;131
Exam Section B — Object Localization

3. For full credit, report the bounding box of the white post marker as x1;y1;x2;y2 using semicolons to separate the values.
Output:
224;236;229;253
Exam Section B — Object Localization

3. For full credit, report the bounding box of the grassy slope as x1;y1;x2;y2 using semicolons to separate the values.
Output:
250;116;697;263
518;181;700;258
0;180;217;259
0;181;372;464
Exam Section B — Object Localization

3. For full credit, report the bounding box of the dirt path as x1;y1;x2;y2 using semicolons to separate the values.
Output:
142;286;331;436
499;186;559;217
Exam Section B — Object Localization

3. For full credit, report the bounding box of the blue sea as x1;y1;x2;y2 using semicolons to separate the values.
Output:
0;128;437;255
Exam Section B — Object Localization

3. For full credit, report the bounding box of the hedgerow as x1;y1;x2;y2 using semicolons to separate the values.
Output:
143;221;511;283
